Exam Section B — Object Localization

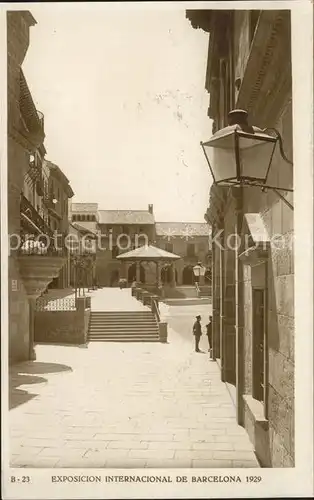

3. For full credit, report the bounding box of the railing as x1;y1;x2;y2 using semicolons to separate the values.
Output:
35;297;76;311
151;297;161;323
21;194;53;237
18;233;67;257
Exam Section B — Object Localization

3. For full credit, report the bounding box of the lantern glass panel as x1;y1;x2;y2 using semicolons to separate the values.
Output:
238;133;277;181
193;266;201;277
203;131;236;184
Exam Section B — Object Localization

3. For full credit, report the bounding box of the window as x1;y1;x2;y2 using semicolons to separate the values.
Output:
122;226;129;235
186;243;195;257
165;243;173;253
252;288;265;402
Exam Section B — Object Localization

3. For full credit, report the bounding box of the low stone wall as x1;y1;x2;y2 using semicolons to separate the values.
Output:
34;298;90;345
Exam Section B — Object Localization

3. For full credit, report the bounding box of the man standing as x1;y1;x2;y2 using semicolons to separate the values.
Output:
193;315;202;352
206;315;213;357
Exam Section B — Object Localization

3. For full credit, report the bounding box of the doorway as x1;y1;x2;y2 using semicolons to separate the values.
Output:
182;265;194;285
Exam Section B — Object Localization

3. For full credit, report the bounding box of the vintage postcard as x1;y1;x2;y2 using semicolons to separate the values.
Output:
1;1;313;499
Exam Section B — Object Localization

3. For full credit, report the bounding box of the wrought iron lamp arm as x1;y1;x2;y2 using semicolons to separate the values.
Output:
262;127;293;166
260;127;294;210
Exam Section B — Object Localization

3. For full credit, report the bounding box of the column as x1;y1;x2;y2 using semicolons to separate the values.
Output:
223;247;236;385
121;261;127;280
136;261;141;282
28;297;36;360
156;261;161;285
219;230;225;381
171;262;176;287
212;224;218;360
235;187;245;425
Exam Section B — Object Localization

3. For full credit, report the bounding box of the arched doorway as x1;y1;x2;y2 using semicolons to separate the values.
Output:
182;265;194;285
161;266;178;285
110;269;119;287
127;263;145;284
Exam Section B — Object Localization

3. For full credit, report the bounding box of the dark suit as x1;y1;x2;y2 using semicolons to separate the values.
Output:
193;320;202;352
206;322;212;350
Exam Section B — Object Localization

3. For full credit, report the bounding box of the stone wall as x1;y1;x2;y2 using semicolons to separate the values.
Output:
203;9;294;468
221;199;237;385
9;257;30;363
7;12;35;364
241;97;294;467
156;236;210;286
34;308;90;345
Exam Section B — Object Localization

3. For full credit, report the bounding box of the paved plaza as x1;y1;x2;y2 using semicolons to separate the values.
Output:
9;292;259;469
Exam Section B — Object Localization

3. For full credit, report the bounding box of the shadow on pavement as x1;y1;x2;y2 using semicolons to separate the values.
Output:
9;361;73;410
36;342;88;349
14;361;73;375
9;373;46;410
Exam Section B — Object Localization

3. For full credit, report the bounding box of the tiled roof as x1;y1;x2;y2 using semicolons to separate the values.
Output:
98;210;155;225
45;161;74;198
71;222;97;236
155;222;210;237
71;203;99;213
117;244;181;261
19;69;43;134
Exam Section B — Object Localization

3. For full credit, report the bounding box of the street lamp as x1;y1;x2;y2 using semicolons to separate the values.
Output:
200;109;293;207
193;261;206;284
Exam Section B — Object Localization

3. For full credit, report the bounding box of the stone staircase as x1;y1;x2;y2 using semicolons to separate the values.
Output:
198;285;212;298
88;310;160;342
163;286;198;299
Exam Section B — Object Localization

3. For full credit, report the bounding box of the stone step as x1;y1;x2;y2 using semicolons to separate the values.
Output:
88;337;160;342
163;297;211;305
92;309;152;314
90;313;153;316
89;322;157;330
88;308;160;343
89;331;159;337
89;321;157;326
89;326;159;335
90;316;156;321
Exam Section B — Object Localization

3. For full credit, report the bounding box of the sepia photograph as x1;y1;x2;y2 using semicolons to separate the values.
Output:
2;1;313;498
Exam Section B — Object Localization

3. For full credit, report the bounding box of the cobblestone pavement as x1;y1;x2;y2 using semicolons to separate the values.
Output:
9;304;259;469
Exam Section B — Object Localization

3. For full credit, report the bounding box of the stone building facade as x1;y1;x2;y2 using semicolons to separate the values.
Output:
8;11;73;363
187;9;294;467
8;10;43;363
69;203;211;287
155;222;211;285
44;161;74;289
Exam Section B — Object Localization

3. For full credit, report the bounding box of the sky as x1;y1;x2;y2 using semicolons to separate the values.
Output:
23;6;212;222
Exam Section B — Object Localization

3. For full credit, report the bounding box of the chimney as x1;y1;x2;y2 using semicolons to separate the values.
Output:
148;204;153;214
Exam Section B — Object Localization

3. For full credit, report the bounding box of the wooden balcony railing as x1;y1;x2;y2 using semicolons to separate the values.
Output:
20;194;52;237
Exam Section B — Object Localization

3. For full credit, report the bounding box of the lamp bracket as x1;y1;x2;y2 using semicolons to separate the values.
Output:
262;127;293;166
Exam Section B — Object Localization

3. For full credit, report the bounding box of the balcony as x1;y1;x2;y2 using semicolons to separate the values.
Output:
18;195;67;299
21;194;52;236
